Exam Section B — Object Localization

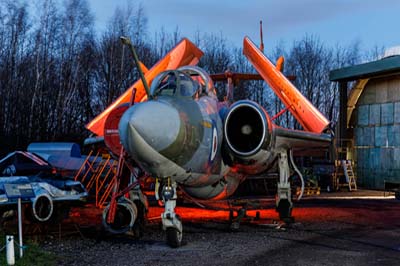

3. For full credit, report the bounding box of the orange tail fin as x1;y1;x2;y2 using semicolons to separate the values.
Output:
276;56;284;72
243;37;329;133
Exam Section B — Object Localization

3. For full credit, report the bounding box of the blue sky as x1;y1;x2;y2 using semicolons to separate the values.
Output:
88;0;400;52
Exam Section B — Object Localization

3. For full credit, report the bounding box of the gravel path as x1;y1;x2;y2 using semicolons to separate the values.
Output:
42;198;400;266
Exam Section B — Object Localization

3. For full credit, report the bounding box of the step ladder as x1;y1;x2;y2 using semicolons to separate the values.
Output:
74;150;118;207
341;160;357;191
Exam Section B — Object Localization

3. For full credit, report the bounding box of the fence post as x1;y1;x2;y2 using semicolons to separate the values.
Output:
6;235;15;265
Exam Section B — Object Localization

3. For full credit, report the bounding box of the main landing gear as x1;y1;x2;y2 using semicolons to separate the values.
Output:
156;177;183;248
276;149;295;223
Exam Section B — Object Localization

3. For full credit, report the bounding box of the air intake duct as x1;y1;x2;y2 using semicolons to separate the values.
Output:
224;100;272;157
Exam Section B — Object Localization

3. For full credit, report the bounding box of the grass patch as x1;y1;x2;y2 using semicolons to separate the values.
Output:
0;233;57;266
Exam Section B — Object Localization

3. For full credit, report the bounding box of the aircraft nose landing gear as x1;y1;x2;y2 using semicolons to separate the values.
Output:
157;178;183;248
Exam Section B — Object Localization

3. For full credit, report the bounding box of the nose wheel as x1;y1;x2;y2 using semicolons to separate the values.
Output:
166;227;183;248
156;178;183;248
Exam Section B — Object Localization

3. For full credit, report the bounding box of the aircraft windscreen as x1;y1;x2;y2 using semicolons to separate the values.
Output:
178;73;199;96
158;73;177;96
177;66;215;97
150;71;200;98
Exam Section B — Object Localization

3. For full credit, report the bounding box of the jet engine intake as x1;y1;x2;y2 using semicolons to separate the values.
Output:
224;100;272;157
32;194;54;222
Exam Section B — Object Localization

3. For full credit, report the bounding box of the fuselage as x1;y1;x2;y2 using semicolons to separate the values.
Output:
118;67;243;199
119;94;225;186
117;64;331;200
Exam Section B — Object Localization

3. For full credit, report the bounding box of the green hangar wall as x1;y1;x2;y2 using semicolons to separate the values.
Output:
330;54;400;189
352;75;400;188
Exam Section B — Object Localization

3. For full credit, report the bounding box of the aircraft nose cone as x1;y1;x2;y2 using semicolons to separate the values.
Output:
119;101;181;158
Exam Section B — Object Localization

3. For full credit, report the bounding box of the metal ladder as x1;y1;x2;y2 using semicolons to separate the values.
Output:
74;151;118;207
342;160;357;191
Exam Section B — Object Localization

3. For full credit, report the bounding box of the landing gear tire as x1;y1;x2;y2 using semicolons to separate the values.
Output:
229;208;246;231
229;209;240;231
166;227;182;248
229;209;234;221
277;199;294;223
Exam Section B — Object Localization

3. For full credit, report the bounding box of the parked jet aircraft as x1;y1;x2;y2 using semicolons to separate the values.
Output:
87;36;332;247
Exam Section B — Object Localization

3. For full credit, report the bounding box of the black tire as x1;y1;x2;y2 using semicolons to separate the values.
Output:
277;199;293;222
230;221;240;231
132;201;146;239
166;227;182;248
229;209;234;222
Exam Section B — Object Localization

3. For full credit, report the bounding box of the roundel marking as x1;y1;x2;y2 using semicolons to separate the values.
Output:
210;126;218;162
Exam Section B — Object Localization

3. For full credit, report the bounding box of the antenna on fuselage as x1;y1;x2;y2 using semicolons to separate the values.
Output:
259;20;264;53
120;36;152;100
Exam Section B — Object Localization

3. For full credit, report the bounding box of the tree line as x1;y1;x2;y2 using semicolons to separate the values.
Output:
0;0;382;155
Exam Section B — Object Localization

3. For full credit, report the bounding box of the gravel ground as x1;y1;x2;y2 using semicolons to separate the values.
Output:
41;197;400;266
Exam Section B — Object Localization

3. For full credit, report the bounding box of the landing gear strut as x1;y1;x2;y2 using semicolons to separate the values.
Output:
276;149;294;223
156;178;183;248
229;207;247;231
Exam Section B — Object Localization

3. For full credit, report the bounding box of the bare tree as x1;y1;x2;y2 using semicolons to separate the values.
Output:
90;2;156;118
152;26;182;60
49;0;94;140
324;40;359;123
272;35;362;129
27;0;60;140
364;44;385;62
0;0;31;151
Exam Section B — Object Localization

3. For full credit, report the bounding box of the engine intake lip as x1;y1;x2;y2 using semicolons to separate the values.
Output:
224;101;267;157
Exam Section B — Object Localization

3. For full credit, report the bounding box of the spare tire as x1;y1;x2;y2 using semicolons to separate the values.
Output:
32;194;54;222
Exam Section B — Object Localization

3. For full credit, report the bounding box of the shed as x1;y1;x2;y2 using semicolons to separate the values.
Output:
330;55;400;189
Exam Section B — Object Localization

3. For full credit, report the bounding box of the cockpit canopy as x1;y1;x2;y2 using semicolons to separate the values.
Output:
150;66;215;99
150;71;198;98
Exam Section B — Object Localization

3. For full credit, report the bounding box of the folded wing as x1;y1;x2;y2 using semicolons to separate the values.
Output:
86;38;204;136
243;36;330;134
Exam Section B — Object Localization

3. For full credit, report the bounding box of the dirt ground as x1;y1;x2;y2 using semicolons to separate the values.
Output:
37;190;400;266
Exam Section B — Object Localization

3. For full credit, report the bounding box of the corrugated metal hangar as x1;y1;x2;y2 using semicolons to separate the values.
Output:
330;54;400;189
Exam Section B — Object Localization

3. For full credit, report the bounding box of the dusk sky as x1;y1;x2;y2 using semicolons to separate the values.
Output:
87;0;400;52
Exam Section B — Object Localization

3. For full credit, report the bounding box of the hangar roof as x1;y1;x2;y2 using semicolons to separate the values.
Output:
330;55;400;82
